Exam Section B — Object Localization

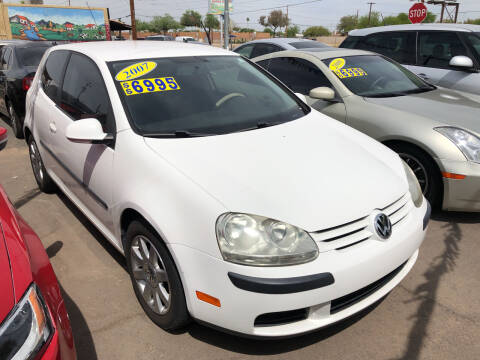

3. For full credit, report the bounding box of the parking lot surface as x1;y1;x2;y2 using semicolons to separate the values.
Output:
0;119;479;360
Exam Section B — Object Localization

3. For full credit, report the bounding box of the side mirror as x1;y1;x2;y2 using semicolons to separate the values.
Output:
0;127;7;151
449;56;474;70
65;118;112;144
294;92;307;103
309;87;335;101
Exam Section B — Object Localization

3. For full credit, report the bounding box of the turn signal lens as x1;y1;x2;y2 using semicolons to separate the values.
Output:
196;291;221;307
442;172;466;180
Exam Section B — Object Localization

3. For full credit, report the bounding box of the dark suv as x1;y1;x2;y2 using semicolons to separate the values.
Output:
340;24;480;95
0;41;53;138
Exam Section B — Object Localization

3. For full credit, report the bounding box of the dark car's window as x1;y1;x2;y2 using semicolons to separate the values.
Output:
465;33;480;61
17;46;50;67
41;50;69;102
289;41;328;49
322;55;434;98
251;43;283;58
418;31;469;69
267;57;333;94
1;48;12;70
108;56;308;136
60;53;115;133
358;32;416;64
234;44;254;58
339;36;362;49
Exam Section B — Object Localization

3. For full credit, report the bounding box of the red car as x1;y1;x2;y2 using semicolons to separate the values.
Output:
0;127;76;359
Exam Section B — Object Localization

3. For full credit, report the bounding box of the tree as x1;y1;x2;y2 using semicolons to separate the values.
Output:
303;26;330;37
180;10;202;28
424;11;437;23
465;18;480;25
150;15;180;34
136;20;152;32
259;10;289;37
337;15;357;34
357;11;382;28
204;14;220;44
286;25;300;38
263;27;273;36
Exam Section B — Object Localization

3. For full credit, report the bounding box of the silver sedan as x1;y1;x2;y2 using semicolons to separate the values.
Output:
253;48;480;212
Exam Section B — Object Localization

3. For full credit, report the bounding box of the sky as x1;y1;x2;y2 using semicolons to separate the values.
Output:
8;0;480;31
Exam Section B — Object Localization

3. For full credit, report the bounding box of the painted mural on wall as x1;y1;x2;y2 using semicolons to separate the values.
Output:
7;6;108;41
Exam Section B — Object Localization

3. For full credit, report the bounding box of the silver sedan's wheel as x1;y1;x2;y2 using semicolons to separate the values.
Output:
130;235;171;315
399;152;429;195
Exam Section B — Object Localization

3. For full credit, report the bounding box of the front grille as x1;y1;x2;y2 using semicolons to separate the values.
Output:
311;193;412;252
330;261;407;314
254;308;309;327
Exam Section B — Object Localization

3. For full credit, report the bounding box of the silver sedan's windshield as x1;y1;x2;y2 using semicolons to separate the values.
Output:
109;56;308;137
322;55;434;98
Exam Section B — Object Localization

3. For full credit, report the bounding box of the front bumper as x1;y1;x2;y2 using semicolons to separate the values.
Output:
171;201;428;337
440;159;480;212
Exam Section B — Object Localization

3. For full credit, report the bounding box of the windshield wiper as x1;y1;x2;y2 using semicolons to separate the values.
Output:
143;130;215;138
235;121;283;133
365;87;435;98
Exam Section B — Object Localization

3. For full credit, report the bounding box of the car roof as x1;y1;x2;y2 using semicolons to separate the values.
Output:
6;41;53;49
349;23;480;36
255;47;374;61
51;40;233;62
239;37;321;47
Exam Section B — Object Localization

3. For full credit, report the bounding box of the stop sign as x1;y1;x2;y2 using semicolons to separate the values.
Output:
409;2;428;24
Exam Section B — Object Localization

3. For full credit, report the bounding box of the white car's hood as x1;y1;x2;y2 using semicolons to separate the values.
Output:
145;112;407;232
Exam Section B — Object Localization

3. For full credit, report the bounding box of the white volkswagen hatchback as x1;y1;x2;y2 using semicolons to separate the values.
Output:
24;41;429;337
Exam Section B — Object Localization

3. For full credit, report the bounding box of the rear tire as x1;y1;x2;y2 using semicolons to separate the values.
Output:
387;143;442;208
28;137;56;193
125;220;190;331
8;104;23;139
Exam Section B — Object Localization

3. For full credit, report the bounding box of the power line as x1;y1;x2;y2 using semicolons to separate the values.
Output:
235;0;324;15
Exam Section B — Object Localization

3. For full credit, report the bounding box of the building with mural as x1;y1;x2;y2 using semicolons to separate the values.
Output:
0;3;110;41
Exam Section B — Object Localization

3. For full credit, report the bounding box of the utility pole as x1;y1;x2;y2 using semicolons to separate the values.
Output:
223;0;229;49
367;2;375;25
129;0;137;40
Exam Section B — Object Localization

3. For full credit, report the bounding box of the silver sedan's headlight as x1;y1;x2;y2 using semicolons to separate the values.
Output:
435;127;480;163
216;213;318;266
0;284;53;360
403;160;423;208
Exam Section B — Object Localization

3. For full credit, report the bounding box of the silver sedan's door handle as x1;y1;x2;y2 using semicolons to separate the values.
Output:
49;122;57;134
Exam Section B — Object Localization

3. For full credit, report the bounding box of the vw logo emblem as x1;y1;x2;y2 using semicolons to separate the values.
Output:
374;213;392;239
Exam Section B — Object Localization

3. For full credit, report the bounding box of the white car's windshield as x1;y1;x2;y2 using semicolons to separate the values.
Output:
109;56;308;137
468;33;480;59
322;55;435;98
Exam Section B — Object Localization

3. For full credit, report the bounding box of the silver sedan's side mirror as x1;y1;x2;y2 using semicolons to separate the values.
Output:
449;56;474;70
65;118;112;144
309;87;335;101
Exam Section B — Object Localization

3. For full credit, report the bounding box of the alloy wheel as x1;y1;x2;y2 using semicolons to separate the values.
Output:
399;152;429;195
29;141;44;183
130;235;171;315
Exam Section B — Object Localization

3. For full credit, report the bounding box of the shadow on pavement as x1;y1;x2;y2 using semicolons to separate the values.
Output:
13;188;42;209
56;191;127;272
395;220;462;360
46;241;98;360
187;297;386;355
432;210;480;224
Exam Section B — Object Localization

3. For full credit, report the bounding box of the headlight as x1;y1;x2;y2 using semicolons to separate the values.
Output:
0;284;53;360
216;213;318;266
402;160;423;208
435;127;480;163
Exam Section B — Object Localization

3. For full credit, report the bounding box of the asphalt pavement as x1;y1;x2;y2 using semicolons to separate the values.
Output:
0;117;478;360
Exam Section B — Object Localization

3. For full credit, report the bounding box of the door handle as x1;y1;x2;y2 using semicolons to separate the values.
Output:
49;122;57;134
418;73;430;80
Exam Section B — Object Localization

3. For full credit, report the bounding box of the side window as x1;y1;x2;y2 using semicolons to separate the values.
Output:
1;48;11;70
256;59;270;70
60;53;115;134
418;31;469;69
359;32;416;64
41;50;70;103
235;44;254;58
339;36;362;49
267;57;333;94
251;43;282;59
464;33;480;64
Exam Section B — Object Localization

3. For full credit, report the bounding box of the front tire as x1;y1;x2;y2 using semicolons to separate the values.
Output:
8;104;23;139
388;143;441;208
126;220;189;330
28;137;56;193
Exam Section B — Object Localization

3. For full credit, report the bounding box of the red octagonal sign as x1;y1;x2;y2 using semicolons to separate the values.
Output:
409;2;428;24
